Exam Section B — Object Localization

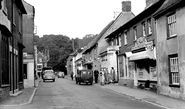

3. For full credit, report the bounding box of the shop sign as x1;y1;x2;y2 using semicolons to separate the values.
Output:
131;37;153;51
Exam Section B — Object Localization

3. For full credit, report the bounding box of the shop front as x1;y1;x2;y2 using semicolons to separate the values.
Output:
129;37;157;90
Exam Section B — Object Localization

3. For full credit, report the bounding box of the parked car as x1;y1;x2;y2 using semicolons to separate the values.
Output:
57;71;65;78
43;70;55;82
76;69;93;85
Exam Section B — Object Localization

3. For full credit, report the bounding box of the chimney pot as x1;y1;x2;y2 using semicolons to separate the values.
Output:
122;1;131;12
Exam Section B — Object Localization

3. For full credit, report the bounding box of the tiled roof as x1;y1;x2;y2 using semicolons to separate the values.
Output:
104;12;135;38
83;20;114;54
154;0;182;17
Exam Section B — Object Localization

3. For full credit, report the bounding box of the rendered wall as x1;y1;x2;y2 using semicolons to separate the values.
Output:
156;6;185;100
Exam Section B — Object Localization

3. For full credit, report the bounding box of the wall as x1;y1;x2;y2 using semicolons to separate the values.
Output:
23;1;34;54
23;59;34;88
156;6;185;100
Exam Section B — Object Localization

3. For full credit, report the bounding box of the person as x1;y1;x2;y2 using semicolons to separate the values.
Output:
104;68;108;84
110;67;116;83
94;70;99;83
100;68;105;86
71;72;74;80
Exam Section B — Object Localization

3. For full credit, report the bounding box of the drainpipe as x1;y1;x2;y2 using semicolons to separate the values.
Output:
11;0;14;94
116;51;119;82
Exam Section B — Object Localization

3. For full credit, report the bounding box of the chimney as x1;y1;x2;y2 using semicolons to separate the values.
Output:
146;0;158;8
122;1;131;12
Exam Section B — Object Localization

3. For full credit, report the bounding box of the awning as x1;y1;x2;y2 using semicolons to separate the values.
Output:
129;50;155;61
125;52;133;57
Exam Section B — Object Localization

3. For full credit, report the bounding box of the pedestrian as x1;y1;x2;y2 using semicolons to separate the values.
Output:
94;70;99;83
71;72;74;80
100;68;105;86
110;67;116;83
104;68;108;84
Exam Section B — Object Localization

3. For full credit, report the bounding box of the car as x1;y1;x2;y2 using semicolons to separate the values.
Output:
43;70;55;82
57;71;65;78
75;69;93;85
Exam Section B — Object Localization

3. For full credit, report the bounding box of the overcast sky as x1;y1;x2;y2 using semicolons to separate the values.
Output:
24;0;146;39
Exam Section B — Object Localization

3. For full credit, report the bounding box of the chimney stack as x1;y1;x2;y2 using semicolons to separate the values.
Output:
122;1;131;12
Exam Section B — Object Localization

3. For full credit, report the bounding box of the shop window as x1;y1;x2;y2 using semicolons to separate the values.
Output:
167;13;177;38
169;54;180;87
1;34;9;86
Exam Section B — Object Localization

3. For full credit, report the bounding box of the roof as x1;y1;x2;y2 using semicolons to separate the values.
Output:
104;12;135;38
83;20;114;54
16;0;27;14
154;0;183;18
107;0;165;38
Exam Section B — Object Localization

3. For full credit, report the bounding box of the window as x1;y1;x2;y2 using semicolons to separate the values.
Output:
124;31;127;45
142;22;146;36
169;54;179;86
2;34;9;86
168;13;176;37
148;19;152;35
13;3;16;25
116;35;119;46
133;27;137;41
19;11;22;33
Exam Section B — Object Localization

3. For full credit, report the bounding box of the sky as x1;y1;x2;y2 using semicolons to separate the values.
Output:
24;0;146;39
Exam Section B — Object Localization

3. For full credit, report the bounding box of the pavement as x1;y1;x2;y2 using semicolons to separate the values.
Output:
0;76;185;109
0;79;41;107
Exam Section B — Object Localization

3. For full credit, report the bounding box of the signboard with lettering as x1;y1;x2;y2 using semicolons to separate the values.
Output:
131;37;154;51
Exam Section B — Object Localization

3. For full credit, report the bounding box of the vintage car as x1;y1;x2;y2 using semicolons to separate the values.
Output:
57;71;65;78
43;70;55;82
75;69;93;85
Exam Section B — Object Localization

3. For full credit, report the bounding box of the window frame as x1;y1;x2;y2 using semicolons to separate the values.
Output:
147;18;152;35
168;54;180;87
167;13;177;38
133;26;137;41
142;22;146;36
124;30;127;45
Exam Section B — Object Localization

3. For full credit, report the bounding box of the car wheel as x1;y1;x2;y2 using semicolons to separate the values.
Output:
53;79;55;82
79;82;81;85
43;80;45;82
90;82;93;85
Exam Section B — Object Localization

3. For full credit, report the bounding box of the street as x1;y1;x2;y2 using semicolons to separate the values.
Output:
1;77;165;109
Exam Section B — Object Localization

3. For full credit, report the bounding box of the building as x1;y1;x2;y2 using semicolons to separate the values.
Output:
102;1;135;82
0;0;12;102
36;52;49;78
0;0;27;102
66;53;74;76
154;0;185;100
22;1;35;88
75;47;85;71
106;0;165;89
7;0;27;95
